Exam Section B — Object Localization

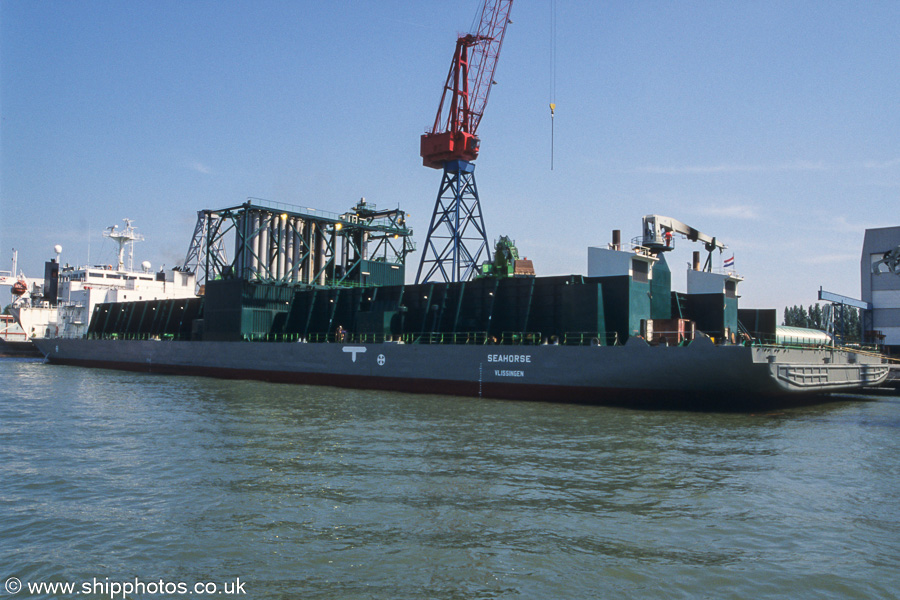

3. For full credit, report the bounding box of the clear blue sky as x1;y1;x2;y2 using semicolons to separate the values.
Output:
2;0;898;311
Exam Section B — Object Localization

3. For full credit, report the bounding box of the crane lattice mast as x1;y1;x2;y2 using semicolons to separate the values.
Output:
416;0;513;284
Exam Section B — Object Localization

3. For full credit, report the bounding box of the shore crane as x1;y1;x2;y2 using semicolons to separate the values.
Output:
416;0;514;284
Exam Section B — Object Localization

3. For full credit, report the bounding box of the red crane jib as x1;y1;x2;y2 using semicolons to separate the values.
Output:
420;0;512;170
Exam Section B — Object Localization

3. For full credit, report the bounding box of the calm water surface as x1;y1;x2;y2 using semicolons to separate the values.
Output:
1;358;899;599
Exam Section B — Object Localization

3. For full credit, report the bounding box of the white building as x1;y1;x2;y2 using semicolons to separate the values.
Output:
861;226;900;353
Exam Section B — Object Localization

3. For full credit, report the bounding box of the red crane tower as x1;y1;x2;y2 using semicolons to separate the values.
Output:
416;0;514;284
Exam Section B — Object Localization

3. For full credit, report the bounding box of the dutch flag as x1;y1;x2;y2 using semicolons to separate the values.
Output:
724;255;735;269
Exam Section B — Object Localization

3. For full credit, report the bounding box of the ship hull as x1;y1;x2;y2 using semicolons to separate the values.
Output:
34;338;890;409
0;340;41;358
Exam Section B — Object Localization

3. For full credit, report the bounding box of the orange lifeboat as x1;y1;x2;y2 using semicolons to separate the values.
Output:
11;280;27;296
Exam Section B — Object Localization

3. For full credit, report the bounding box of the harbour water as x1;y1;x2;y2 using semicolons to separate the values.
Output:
2;357;899;599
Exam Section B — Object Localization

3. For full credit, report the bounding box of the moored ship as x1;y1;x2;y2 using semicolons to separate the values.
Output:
32;199;890;409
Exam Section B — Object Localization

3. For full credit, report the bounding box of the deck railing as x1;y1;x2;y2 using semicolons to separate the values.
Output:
84;329;891;356
86;330;621;346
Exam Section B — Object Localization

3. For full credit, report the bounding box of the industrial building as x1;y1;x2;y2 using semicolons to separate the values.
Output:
861;226;900;354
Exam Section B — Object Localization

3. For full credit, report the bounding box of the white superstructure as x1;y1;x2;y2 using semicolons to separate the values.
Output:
11;221;197;339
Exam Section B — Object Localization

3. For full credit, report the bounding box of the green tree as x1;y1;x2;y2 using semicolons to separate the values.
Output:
793;305;809;328
831;305;861;343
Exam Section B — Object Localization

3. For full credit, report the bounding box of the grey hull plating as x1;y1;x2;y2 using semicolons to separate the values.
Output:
34;337;890;408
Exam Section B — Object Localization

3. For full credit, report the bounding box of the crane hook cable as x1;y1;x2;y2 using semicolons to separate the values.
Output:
549;0;557;170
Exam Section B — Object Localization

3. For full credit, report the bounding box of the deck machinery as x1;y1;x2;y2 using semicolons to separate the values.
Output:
94;198;415;343
183;197;414;289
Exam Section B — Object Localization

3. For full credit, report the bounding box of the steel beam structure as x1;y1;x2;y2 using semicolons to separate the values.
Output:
183;210;229;291
183;198;414;288
416;160;491;284
818;288;870;310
